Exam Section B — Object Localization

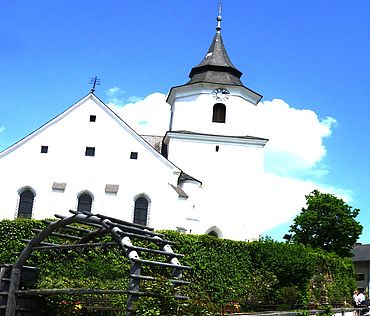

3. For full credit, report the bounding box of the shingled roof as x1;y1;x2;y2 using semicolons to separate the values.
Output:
187;31;243;86
352;244;370;262
186;7;244;87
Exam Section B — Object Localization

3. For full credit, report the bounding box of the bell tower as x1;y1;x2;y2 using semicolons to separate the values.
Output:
167;4;262;136
164;3;268;240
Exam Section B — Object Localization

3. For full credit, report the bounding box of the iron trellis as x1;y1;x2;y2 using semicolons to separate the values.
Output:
0;210;191;316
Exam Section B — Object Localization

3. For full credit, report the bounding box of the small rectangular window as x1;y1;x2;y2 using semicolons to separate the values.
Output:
357;273;365;281
89;115;96;122
41;145;48;153
130;152;138;159
85;147;95;156
215;145;219;152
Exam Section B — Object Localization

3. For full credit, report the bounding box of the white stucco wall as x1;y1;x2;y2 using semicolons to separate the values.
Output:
0;83;269;241
166;86;268;241
0;95;188;231
169;86;259;136
167;137;266;240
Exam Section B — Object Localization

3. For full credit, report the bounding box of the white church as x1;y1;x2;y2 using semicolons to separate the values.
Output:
0;12;270;241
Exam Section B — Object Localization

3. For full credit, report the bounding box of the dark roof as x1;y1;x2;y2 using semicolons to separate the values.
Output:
178;171;202;186
187;31;243;86
352;244;370;262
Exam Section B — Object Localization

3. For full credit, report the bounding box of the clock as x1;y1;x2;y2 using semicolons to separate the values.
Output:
212;88;230;101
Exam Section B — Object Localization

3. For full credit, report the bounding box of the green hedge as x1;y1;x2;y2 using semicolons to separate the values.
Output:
0;219;356;315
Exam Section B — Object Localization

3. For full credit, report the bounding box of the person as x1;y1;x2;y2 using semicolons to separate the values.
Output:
354;290;360;316
358;291;366;304
358;290;367;316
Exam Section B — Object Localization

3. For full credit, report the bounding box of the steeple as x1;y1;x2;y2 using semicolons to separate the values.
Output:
187;2;243;86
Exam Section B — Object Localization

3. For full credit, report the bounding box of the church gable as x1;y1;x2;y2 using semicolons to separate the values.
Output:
0;93;189;223
0;94;179;174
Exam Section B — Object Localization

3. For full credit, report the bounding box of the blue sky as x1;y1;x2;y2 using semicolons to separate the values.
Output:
1;1;370;242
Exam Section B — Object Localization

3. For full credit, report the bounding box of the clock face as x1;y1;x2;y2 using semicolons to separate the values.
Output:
212;88;230;101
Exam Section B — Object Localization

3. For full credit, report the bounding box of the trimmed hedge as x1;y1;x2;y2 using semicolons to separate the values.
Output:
0;219;356;315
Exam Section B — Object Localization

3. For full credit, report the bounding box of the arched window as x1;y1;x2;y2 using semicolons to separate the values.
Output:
18;189;35;218
206;226;222;238
133;196;149;226
77;193;93;212
212;103;226;123
208;231;219;237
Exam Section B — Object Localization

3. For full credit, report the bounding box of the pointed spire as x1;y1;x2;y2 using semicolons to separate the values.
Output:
186;2;243;86
216;0;222;33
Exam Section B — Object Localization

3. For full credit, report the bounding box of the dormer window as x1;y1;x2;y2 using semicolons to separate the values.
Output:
212;103;226;123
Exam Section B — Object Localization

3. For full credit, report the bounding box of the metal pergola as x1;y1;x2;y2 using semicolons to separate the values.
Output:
0;210;191;315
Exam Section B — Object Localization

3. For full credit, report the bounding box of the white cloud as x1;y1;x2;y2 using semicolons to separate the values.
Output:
107;86;122;97
250;99;337;178
107;92;170;135
0;126;5;134
107;89;346;236
106;86;143;107
259;173;353;234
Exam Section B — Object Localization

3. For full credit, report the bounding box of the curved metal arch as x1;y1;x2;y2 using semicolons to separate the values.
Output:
5;210;190;316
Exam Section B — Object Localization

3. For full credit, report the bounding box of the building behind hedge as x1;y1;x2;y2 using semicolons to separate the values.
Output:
0;10;270;241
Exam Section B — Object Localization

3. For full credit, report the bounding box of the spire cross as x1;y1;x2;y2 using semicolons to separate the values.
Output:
89;76;101;94
216;0;222;32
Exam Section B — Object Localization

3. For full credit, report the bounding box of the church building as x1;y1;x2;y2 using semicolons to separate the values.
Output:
0;10;268;241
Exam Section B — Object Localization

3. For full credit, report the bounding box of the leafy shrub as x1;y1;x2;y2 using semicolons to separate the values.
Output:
0;220;356;314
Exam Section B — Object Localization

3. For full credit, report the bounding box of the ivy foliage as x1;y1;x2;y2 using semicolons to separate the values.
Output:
0;219;356;315
163;232;356;312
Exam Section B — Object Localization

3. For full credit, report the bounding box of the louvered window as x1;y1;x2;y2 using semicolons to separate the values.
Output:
18;189;35;218
212;103;226;123
77;193;93;212
133;197;148;226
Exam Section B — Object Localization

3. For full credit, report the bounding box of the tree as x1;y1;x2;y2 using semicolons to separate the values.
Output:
289;190;363;257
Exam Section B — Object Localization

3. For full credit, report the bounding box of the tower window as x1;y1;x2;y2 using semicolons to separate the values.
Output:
41;145;48;153
215;145;219;152
130;152;138;159
18;189;35;218
133;196;149;226
89;115;96;122
77;192;93;212
85;147;95;156
212;103;226;123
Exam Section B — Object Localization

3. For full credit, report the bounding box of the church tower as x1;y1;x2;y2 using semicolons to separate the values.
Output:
163;6;268;240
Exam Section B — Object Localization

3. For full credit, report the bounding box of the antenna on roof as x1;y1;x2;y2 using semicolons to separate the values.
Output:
216;0;222;33
89;76;101;94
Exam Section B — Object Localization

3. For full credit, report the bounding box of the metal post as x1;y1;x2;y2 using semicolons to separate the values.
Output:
126;262;141;316
5;267;20;316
